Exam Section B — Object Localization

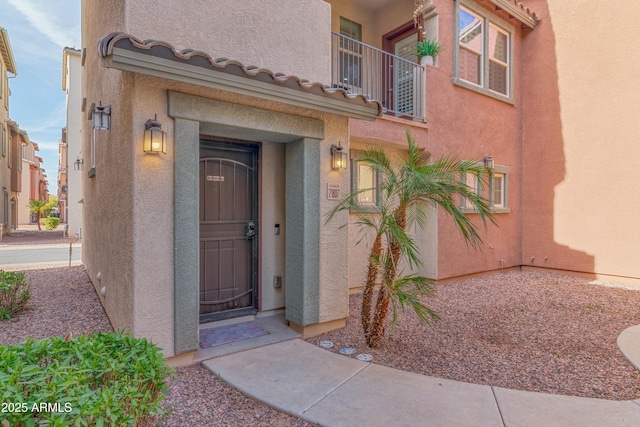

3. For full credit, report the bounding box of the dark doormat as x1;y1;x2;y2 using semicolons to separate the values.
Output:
199;321;270;349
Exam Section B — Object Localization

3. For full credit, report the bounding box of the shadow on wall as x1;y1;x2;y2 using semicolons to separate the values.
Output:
520;0;594;275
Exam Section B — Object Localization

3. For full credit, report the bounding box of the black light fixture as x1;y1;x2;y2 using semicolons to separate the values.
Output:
74;157;84;171
143;115;167;154
483;155;494;170
92;101;111;130
331;142;347;170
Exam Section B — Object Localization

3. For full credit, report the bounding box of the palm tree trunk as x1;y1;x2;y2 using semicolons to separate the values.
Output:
367;284;390;347
36;213;41;231
362;235;382;336
367;207;407;347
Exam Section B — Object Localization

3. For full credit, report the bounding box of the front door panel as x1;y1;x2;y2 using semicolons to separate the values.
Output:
199;142;258;322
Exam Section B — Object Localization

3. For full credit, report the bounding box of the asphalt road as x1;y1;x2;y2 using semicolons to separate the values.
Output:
0;243;82;268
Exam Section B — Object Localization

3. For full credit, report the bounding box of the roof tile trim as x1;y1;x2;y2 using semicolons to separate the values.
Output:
97;32;383;116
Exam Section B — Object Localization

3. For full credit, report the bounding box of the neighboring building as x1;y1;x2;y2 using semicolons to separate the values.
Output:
0;26;17;235
7;121;29;229
81;0;640;361
62;47;83;237
18;138;39;225
58;129;68;223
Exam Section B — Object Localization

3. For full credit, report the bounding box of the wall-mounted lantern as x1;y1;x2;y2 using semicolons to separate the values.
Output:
143;115;167;154
483;155;494;170
331;142;347;170
74;157;84;171
92;101;111;130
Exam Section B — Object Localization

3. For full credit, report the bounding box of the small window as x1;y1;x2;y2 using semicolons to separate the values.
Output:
489;165;510;213
340;17;362;41
351;151;380;211
3;187;8;225
462;171;481;210
461;163;509;213
1;123;5;157
455;1;513;101
492;173;505;209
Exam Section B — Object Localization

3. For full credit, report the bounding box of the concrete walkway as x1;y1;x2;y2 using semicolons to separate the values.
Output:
203;326;640;427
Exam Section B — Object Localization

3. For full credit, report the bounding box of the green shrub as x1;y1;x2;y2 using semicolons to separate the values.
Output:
0;332;173;426
44;217;60;230
0;270;30;320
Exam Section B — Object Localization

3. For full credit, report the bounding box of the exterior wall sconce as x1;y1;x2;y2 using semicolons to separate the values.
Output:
143;115;167;154
74;157;84;171
92;102;111;130
331;142;347;170
483;155;494;170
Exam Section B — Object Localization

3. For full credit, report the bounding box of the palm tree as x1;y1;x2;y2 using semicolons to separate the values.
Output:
28;200;47;231
327;131;496;347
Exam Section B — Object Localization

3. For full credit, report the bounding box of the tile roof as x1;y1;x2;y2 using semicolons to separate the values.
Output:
474;0;540;28
0;27;17;75
97;32;383;118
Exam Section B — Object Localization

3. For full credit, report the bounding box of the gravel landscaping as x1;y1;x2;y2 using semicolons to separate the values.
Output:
308;270;640;400
4;251;640;424
0;266;315;426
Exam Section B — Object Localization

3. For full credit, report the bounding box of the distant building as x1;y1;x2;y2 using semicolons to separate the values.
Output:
0;26;17;234
18;138;39;225
57;129;67;223
62;47;83;237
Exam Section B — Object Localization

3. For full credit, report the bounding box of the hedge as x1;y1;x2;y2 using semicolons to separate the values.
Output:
0;332;173;426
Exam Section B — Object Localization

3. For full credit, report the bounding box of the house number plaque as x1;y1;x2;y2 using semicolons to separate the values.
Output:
327;183;341;200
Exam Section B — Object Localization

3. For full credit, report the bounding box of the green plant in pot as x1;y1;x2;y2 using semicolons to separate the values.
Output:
417;39;443;65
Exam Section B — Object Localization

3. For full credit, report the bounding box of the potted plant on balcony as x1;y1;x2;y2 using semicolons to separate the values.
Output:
417;39;443;66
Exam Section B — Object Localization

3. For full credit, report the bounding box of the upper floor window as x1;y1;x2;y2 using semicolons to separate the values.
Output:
338;17;363;90
455;1;513;102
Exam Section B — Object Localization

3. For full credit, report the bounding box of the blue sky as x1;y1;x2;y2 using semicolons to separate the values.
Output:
2;0;81;194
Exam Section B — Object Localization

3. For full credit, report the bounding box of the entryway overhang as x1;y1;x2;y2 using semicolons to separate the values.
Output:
97;32;383;121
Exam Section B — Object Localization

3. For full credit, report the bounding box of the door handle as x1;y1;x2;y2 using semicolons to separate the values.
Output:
246;221;256;238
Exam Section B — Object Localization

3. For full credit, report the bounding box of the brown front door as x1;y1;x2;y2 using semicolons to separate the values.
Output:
199;141;258;322
383;23;420;116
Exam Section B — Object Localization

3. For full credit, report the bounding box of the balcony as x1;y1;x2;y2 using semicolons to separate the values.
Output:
331;32;425;122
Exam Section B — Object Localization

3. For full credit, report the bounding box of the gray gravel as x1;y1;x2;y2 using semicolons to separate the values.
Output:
308;270;640;400
0;266;316;426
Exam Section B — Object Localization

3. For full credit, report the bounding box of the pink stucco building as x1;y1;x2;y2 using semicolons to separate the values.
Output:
80;0;640;361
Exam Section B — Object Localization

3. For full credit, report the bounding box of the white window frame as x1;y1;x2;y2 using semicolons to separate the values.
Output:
337;17;363;92
461;162;510;214
489;165;510;213
461;170;481;211
350;150;381;212
454;0;514;103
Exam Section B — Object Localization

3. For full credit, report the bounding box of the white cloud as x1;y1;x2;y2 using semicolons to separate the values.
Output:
6;0;80;49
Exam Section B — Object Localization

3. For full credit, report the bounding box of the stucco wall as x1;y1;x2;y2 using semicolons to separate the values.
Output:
123;0;331;84
81;0;135;332
521;0;637;279
326;0;415;48
130;80;175;354
260;142;286;311
64;50;83;237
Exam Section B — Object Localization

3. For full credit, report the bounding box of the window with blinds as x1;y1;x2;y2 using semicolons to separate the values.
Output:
456;1;512;100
